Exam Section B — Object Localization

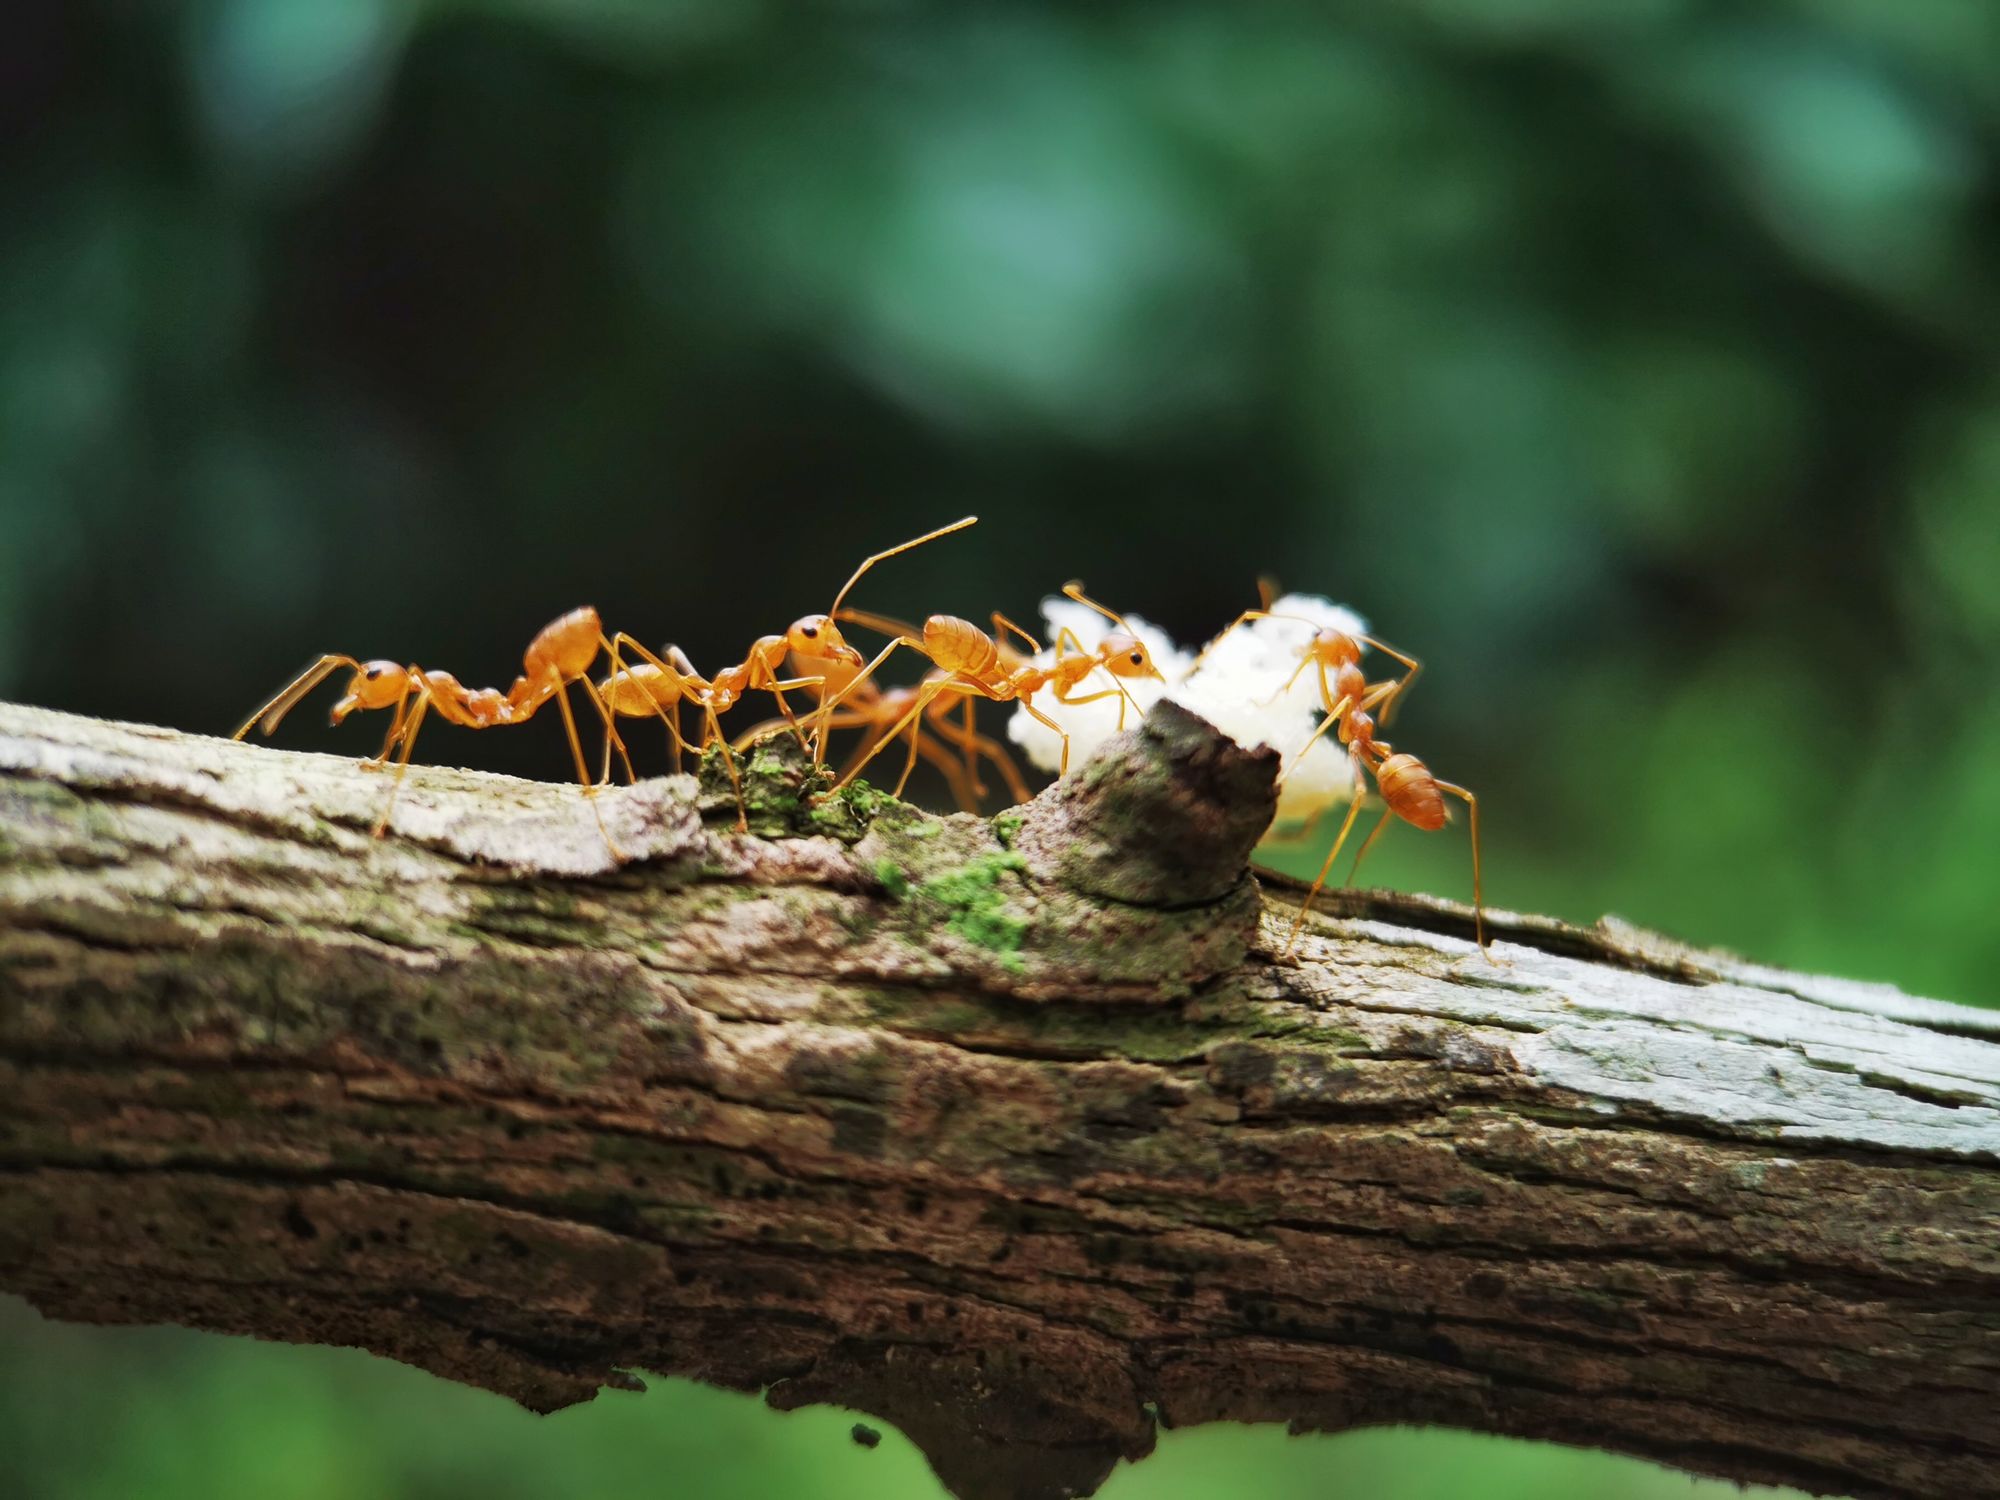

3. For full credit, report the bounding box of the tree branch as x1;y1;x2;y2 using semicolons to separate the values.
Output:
2;699;1997;1500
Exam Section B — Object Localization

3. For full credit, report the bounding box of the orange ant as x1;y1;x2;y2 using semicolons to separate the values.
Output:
1195;600;1487;958
733;664;1031;812
233;607;637;838
827;582;1165;796
591;517;980;825
594;644;742;818
1281;713;1488;960
817;604;1036;803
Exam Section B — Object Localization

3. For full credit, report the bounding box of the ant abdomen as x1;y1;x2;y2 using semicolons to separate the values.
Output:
1376;752;1448;830
923;616;999;677
523;606;604;684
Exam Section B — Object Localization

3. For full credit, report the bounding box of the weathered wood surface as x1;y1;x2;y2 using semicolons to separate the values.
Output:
1;698;1996;1500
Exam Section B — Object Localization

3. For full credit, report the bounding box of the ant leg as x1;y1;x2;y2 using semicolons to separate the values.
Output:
1436;781;1492;958
813;636;925;763
1282;765;1370;959
366;670;419;766
891;688;982;800
976;733;1032;804
1360;635;1422;726
765;674;831;756
734;715;798;752
836;721;890;782
837;679;957;792
1019;696;1073;778
372;688;434;838
592;637;640;785
236;654;362;740
1192;610;1260;672
922;705;1031;804
548;677;598;795
1344;806;1395;887
893;714;926;798
605;632;700;771
1191;610;1282;672
697;700;747;831
913;724;982;813
559;674;630;861
991;612;1046;658
1261;798;1332;851
1280;689;1353;785
890;685;969;798
596;638;626;785
1196;606;1321;684
1052;682;1141;731
578;675;637;786
740;707;875;754
1255;650;1316;710
757;678;814;754
959;695;983;800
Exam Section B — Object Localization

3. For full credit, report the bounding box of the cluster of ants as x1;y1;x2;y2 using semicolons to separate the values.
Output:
236;517;1487;957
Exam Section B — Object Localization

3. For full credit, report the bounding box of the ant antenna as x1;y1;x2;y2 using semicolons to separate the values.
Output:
829;515;978;621
1061;581;1146;644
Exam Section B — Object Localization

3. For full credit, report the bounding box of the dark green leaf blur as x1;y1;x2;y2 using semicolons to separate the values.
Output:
3;2;1993;1496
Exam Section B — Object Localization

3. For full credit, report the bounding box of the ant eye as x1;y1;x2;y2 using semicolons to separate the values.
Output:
365;666;385;680
801;625;818;638
1129;651;1144;666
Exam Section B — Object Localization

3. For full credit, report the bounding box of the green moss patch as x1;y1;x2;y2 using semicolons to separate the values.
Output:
917;852;1030;970
693;740;890;842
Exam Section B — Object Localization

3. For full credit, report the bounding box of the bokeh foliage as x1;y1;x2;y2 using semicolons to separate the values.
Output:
2;1;1995;1496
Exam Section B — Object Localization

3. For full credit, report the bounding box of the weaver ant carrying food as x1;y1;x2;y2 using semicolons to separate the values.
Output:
1193;602;1488;959
826;582;1164;796
1194;606;1424;735
233;606;637;838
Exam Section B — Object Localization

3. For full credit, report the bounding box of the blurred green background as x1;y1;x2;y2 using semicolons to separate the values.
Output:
3;1;1996;1496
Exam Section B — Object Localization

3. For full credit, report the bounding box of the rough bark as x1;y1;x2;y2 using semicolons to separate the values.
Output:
1;698;1996;1500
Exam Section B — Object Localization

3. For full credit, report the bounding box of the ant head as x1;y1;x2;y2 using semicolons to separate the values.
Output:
786;614;862;667
1100;632;1162;680
332;660;407;723
1314;629;1362;667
